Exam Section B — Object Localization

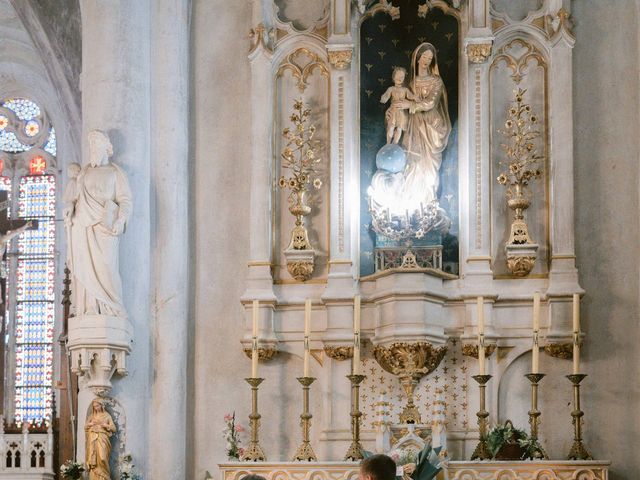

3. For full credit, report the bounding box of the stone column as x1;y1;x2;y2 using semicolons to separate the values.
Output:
244;0;278;350
148;1;190;479
78;0;151;469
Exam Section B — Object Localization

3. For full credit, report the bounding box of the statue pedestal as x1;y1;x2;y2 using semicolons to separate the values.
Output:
67;314;133;394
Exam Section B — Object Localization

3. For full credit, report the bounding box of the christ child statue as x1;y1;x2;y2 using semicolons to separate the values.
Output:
380;67;414;144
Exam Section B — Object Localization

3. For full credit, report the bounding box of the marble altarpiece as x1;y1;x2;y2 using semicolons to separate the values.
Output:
228;0;613;478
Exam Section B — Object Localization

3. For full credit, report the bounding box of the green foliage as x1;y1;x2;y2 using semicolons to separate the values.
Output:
486;421;527;457
410;445;443;480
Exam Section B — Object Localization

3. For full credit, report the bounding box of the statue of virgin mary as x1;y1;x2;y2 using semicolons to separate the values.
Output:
369;42;452;232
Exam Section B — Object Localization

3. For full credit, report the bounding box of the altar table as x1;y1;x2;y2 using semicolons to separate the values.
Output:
219;460;610;480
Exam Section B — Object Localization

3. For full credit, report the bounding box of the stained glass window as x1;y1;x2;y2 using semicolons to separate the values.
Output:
0;97;56;424
13;175;56;423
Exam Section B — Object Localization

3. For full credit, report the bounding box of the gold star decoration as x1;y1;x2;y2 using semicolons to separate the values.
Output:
431;21;439;30
365;64;373;72
378;51;386;60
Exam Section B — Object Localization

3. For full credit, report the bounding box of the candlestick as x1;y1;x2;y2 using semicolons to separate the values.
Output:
344;374;366;461
470;374;492;460
303;299;311;377
573;294;580;374
241;377;266;461
567;373;592;460
353;295;361;375
252;300;259;378
293;377;317;461
524;373;548;459
477;296;484;334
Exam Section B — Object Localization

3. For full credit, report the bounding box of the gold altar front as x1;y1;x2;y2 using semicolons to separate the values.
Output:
219;460;610;480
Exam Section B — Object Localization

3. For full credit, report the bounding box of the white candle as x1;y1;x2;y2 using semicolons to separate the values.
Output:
477;296;485;375
252;300;259;378
532;292;540;374
477;296;484;334
303;299;311;377
353;295;361;375
573;293;580;374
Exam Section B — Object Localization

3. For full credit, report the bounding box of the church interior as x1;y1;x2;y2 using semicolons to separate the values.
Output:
0;0;637;479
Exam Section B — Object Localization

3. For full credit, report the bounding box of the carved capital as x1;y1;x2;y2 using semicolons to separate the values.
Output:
462;343;497;359
466;43;492;64
286;259;314;282
327;49;353;70
324;345;354;361
243;346;279;361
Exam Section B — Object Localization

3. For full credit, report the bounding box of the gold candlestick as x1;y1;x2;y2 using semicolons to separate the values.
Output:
524;373;548;459
471;374;492;460
241;377;266;461
344;374;366;461
293;377;317;461
567;374;592;460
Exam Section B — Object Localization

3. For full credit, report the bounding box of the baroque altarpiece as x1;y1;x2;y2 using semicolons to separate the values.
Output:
234;0;608;478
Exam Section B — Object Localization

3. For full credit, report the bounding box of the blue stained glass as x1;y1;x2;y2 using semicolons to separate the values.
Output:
2;98;41;121
18;176;55;217
14;386;52;424
16;259;55;302
0;130;30;153
43;128;56;156
15;303;54;344
18;219;55;256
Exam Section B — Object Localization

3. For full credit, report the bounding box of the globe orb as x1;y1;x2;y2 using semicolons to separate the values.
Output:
376;144;407;173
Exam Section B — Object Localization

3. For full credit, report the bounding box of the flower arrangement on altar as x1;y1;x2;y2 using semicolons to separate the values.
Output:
119;453;143;480
223;412;245;460
60;460;84;480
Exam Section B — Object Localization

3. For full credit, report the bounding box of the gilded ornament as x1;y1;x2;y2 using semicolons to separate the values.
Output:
286;260;314;282
496;88;544;277
506;255;536;277
243;346;279;361
466;43;492;64
373;342;447;424
324;345;354;361
280;99;324;282
249;23;273;54
276;49;329;93
328;49;353;70
544;342;578;360
461;343;496;359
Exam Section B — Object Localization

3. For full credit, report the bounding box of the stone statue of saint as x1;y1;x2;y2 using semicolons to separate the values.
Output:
85;398;116;480
67;130;132;319
370;43;452;219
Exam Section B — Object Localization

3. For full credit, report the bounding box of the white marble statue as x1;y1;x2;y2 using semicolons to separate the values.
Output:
370;42;452;214
66;130;132;319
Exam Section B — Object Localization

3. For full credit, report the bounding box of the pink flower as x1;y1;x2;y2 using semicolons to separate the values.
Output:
238;448;245;456
235;425;245;433
224;414;232;422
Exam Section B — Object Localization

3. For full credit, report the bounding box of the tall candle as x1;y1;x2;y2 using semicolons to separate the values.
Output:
303;299;311;377
252;300;259;378
477;296;485;375
353;295;361;375
573;293;580;374
532;292;540;374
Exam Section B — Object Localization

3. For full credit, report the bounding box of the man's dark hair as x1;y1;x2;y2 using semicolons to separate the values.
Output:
360;454;397;480
241;475;267;480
